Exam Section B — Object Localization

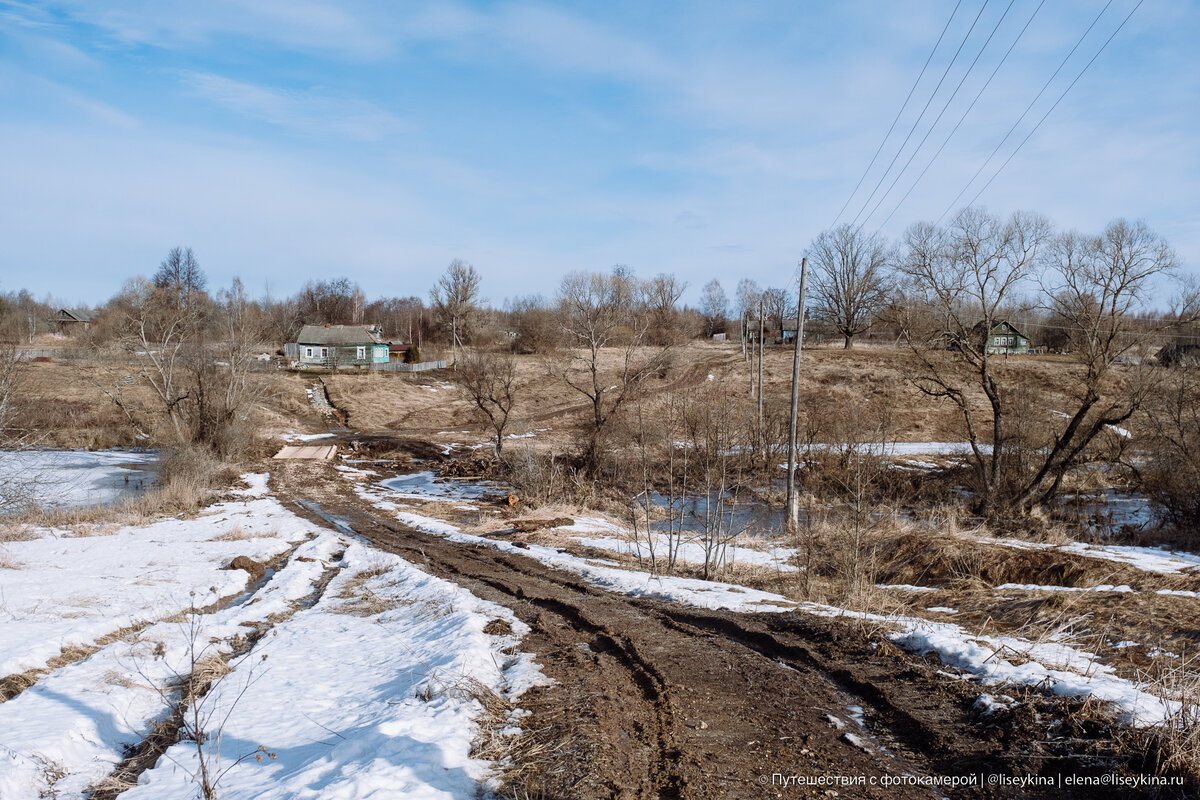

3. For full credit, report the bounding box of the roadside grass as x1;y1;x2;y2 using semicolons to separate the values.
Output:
1138;654;1200;782
0;620;150;704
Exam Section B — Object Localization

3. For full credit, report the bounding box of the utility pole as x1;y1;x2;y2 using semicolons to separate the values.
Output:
757;299;765;449
740;310;747;361
785;257;809;531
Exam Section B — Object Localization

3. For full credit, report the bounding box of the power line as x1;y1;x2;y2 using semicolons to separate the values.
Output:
829;0;964;228
872;0;1046;234
935;0;1118;224
848;0;992;229
856;0;1019;232
960;0;1145;211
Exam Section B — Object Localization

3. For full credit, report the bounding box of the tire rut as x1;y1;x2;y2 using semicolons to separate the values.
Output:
294;501;688;798
275;467;1167;799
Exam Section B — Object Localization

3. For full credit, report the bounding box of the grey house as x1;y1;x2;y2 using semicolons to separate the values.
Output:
53;308;93;333
293;325;390;368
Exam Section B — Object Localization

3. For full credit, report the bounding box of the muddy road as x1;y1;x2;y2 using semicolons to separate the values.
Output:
271;461;1167;800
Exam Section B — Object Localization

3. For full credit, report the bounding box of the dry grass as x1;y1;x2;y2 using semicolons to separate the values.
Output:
1138;654;1200;782
210;524;279;542
0;621;148;704
331;564;413;617
317;341;1095;446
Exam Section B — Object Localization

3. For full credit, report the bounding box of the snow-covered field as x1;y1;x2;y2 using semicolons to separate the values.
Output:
0;449;158;511
0;474;545;800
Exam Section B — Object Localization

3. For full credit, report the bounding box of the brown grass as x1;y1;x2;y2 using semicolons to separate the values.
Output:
0;621;149;704
1137;655;1200;782
331;564;412;617
210;524;279;542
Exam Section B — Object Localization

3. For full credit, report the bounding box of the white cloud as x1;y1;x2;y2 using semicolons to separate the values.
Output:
181;72;407;141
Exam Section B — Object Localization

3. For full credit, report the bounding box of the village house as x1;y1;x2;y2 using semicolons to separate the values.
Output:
291;324;390;369
961;320;1032;355
52;308;93;334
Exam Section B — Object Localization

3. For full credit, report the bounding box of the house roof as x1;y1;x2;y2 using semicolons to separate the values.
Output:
970;319;1028;339
296;324;385;345
56;308;93;322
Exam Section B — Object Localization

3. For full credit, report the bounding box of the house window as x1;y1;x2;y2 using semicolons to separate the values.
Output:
357;346;366;360
305;347;313;358
320;347;328;358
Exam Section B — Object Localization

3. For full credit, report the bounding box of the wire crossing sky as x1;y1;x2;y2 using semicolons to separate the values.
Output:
0;1;1195;306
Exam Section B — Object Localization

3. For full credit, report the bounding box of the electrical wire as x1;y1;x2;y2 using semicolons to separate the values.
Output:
871;0;1046;234
959;0;1145;212
829;0;964;228
856;0;1020;232
935;0;1119;223
849;0;992;228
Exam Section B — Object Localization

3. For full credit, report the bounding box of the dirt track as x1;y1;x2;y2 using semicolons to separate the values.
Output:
271;460;1169;800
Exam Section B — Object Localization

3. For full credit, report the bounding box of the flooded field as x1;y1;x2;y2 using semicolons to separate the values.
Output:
0;449;159;513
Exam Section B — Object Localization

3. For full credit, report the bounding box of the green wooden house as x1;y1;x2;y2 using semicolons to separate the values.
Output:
979;320;1031;355
294;324;390;369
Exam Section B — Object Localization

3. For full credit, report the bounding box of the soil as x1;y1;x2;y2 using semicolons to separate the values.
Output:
271;459;1181;800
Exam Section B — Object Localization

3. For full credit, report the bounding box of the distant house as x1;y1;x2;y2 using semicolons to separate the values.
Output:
743;317;808;344
973;320;1032;355
53;308;93;333
1157;342;1200;368
293;324;390;369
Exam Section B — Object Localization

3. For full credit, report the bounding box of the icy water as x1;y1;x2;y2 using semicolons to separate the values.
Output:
637;490;790;539
380;470;503;501
0;449;159;513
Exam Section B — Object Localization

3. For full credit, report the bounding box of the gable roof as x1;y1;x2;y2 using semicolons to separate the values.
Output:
296;324;385;346
56;308;93;322
970;319;1028;340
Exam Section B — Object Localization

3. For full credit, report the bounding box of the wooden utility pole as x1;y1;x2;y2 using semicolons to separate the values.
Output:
785;257;809;531
756;300;765;447
740;310;747;361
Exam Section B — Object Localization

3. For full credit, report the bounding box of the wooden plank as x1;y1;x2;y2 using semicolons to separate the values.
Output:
273;444;337;460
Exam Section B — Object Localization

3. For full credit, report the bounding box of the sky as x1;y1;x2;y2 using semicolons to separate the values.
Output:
1;0;1197;309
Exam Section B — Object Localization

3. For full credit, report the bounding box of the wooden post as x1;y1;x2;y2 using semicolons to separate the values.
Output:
757;300;765;448
786;257;809;531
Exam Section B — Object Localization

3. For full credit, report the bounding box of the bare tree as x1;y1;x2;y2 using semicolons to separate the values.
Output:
807;224;891;348
1016;219;1192;509
457;351;520;455
430;259;482;365
900;209;1193;519
188;278;263;456
154;247;207;310
759;286;792;334
1140;367;1200;528
643;272;687;344
699;279;728;336
506;294;560;354
556;269;670;474
120;277;203;442
735;278;761;359
261;292;302;346
296;277;362;325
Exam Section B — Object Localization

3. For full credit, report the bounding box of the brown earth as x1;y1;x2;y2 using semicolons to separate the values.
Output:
271;459;1178;800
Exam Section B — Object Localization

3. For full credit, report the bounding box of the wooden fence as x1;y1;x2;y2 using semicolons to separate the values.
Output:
370;360;448;372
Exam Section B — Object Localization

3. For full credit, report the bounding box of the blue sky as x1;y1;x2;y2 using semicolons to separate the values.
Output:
1;0;1196;308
